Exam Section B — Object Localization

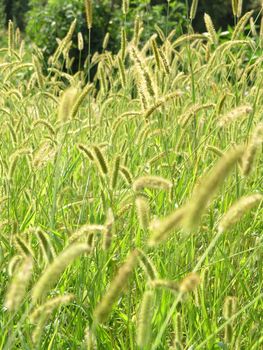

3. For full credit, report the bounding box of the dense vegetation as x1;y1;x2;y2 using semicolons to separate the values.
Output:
0;1;261;54
0;1;262;349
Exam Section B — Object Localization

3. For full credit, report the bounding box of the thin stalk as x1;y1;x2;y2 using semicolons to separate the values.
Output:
195;292;263;349
152;229;224;350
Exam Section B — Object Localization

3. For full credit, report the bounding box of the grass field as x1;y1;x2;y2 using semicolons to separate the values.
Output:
0;2;263;349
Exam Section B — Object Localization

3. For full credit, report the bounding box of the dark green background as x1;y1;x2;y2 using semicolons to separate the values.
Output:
0;0;260;71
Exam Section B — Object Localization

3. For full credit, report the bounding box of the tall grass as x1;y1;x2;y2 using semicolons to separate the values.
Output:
0;3;262;350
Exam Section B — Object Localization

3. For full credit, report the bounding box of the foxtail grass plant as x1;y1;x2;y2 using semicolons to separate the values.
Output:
1;3;262;349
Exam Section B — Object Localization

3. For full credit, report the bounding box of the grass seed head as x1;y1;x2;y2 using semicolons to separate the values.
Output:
136;290;155;348
223;296;238;344
70;83;93;119
78;32;84;51
135;195;150;230
149;206;186;246
30;294;74;324
207;145;224;157
14;235;34;258
120;165;133;185
190;0;199;20
133;175;172;192
151;38;161;69
69;224;105;244
5;256;33;312
92;145;109;175
138;249;158;280
170;340;184;350
218;105;252;126
103;208;115;250
8;20;14;55
58;87;78;122
121;27;127;61
204;13;218;45
174;312;183;343
183;146;245;231
102;32;110;50
85;328;97;350
122;0;129;15
32;243;89;303
8;255;23;277
94;249;139;323
151;279;179;292
232;10;254;40
30;294;74;344
77;144;94;161
85;0;93;29
111;154;121;190
218;194;263;233
159;48;170;74
237;0;243;18
232;0;238;16
242;122;263;176
34;228;56;264
179;273;200;294
249;17;257;36
223;296;238;319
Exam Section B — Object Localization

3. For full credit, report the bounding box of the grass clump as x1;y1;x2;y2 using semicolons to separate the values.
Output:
0;7;262;350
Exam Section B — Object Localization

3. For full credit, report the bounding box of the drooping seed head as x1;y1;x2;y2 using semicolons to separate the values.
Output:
232;10;254;40
5;257;33;312
34;228;56;264
150;279;179;293
30;294;74;344
94;249;139;323
183;146;245;231
92;145;109;175
218;105;252;126
149;206;186;246
120;166;133;185
77;143;94;161
138;249;158;280
32;243;89;303
8;255;23;277
68;224;105;244
133;175;172;192
179;273;200;294
218;194;263;233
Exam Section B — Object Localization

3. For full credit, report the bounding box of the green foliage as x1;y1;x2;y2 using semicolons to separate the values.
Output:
26;0;187;71
1;0;261;35
11;0;30;29
26;1;87;64
1;0;30;29
194;0;261;31
0;0;5;28
0;4;263;349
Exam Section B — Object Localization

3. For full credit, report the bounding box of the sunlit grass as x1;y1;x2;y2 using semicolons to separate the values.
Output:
0;5;262;350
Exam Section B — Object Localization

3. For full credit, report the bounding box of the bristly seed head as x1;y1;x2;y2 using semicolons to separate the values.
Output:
133;175;172;192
